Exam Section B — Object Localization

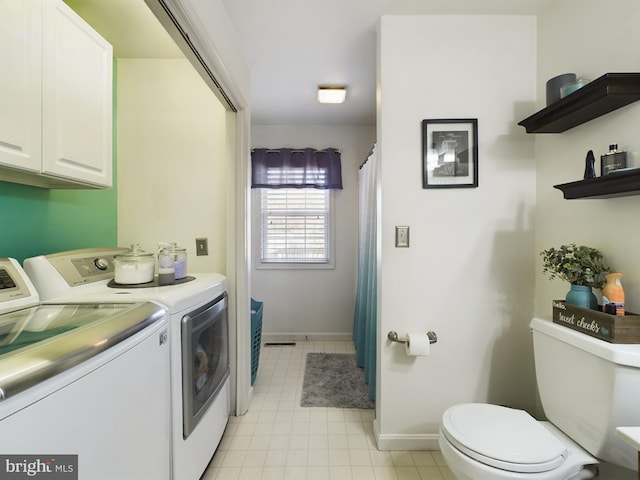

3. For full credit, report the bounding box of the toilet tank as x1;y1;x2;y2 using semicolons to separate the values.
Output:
530;317;640;471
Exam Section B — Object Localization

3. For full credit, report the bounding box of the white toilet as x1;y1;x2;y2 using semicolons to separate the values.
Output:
439;316;640;479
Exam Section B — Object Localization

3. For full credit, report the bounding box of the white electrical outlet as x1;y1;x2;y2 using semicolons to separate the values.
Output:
395;226;409;247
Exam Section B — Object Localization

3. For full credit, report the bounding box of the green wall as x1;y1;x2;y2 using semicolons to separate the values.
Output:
0;180;117;264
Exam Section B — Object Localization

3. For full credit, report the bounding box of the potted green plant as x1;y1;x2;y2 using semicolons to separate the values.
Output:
540;243;610;310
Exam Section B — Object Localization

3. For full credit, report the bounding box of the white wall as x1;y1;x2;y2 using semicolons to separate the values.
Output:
251;125;376;339
376;15;537;449
117;58;228;274
534;0;640;316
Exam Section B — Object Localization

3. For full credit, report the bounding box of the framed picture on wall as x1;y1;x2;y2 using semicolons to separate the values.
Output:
422;118;478;188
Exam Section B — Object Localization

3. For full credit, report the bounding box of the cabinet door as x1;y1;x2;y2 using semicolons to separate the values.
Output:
42;0;113;188
0;0;42;172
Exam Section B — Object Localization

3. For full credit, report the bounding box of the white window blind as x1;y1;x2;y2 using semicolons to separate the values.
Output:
260;188;330;263
265;165;326;185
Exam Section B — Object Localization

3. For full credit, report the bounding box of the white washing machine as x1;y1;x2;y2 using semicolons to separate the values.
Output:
24;248;230;480
0;258;171;480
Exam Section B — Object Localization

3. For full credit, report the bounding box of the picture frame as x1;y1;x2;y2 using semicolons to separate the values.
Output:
422;118;478;188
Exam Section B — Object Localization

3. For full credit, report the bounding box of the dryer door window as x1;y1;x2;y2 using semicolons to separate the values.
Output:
181;293;229;438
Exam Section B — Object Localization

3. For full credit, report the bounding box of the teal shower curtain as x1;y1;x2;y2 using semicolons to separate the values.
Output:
353;145;377;401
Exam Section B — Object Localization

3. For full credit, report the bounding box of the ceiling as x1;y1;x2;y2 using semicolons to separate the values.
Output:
221;0;550;126
64;0;184;58
66;0;550;126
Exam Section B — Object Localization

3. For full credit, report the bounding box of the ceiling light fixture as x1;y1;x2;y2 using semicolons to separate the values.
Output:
317;86;347;104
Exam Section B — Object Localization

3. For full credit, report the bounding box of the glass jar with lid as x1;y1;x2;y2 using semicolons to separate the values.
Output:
114;244;155;285
170;242;188;280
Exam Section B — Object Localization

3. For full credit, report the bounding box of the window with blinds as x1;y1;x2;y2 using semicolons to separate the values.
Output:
260;188;330;264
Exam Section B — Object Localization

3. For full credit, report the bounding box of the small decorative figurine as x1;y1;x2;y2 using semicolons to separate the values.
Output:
583;150;596;179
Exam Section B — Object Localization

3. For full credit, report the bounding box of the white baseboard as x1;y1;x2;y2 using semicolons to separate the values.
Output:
262;332;352;342
373;419;440;450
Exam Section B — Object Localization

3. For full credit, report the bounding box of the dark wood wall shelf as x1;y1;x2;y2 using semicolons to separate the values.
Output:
553;169;640;199
518;73;640;133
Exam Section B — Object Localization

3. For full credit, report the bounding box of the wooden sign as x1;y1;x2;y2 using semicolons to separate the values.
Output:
552;300;640;343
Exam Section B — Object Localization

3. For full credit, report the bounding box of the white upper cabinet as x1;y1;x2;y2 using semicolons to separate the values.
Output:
0;0;42;173
0;0;113;189
42;0;112;187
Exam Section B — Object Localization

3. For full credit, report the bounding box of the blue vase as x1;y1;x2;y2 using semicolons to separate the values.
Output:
566;284;597;310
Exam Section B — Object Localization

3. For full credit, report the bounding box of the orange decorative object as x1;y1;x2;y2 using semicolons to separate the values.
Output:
603;272;625;316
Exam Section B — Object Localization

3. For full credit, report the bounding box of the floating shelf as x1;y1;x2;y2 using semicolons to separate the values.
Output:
553;169;640;199
518;73;640;133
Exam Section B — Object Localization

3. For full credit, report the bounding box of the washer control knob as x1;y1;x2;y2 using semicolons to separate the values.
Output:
94;258;109;271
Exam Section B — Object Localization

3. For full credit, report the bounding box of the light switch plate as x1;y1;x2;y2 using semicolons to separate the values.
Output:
195;237;208;256
395;226;409;247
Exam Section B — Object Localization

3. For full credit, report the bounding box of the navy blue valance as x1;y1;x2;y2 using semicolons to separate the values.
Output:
251;148;343;189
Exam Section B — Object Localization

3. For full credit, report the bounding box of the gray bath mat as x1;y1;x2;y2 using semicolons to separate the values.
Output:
300;353;374;409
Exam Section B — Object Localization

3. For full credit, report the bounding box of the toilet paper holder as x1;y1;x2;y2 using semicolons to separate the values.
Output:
387;330;437;344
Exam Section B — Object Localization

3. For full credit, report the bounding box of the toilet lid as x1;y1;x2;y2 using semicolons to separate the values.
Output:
441;404;568;473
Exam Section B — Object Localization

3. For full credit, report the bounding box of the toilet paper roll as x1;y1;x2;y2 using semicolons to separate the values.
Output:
405;333;431;357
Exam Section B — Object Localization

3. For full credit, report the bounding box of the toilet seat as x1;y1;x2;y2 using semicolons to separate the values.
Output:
441;404;568;474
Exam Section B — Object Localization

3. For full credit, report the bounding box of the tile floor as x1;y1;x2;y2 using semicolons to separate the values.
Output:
202;340;454;480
